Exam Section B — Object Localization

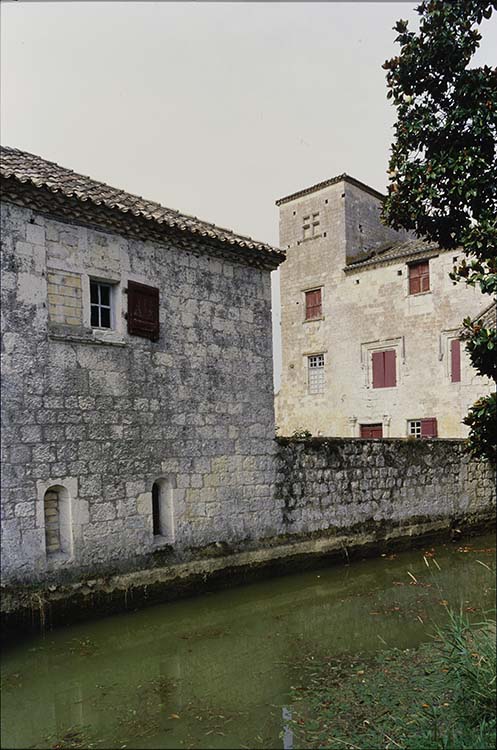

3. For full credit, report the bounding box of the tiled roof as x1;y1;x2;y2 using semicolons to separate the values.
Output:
471;301;496;329
345;238;441;270
1;145;284;266
275;173;385;206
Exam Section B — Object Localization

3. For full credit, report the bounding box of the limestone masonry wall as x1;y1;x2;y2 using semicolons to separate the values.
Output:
1;200;495;602
275;438;495;537
1;201;278;584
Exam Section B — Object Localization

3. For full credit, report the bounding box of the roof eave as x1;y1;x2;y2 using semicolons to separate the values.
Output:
276;174;386;207
343;245;443;273
1;176;286;270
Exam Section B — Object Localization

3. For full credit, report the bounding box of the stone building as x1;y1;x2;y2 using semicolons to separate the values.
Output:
0;145;285;584
275;174;494;438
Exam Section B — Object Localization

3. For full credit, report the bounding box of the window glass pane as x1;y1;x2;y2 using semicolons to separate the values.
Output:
91;305;99;327
90;281;99;304
308;354;325;394
100;284;110;306
100;307;111;328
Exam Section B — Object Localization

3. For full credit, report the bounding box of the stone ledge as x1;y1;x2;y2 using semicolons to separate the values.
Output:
48;332;127;348
2;510;494;642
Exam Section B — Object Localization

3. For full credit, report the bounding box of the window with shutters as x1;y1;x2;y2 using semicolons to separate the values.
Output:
127;280;160;341
90;280;114;329
408;418;438;438
307;354;325;394
450;339;461;382
305;288;322;320
408;260;430;295
372;350;397;388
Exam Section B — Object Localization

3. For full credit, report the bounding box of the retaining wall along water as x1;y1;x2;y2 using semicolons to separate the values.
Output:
2;437;495;638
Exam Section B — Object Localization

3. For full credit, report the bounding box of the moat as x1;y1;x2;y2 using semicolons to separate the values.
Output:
2;533;495;750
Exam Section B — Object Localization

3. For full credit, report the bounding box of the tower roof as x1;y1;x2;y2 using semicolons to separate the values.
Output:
276;173;385;206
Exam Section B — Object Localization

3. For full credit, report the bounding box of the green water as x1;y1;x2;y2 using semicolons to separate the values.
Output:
1;534;495;750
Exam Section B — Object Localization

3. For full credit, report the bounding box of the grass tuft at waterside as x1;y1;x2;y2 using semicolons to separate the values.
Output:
287;598;496;749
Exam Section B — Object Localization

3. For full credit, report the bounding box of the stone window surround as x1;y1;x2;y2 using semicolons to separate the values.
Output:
137;474;177;547
36;477;84;569
306;352;325;395
439;328;464;383
360;337;404;389
348;415;391;438
302;212;320;241
404;258;435;299
46;260;157;347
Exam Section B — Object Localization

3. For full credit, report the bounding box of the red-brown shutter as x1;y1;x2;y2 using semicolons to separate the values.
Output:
421;267;430;292
305;289;322;319
420;418;438;438
360;424;383;438
451;339;461;382
409;274;421;295
372;351;396;388
384;350;397;387
409;261;430;294
127;280;160;341
372;351;384;388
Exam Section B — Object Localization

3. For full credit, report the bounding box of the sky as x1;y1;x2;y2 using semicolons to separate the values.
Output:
2;1;496;388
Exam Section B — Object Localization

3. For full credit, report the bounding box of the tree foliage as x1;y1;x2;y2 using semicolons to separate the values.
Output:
382;0;497;463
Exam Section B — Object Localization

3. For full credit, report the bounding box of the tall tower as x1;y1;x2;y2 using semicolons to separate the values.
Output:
275;174;408;435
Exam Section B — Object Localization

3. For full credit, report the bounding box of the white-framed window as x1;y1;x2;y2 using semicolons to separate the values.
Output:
408;418;438;438
90;280;113;329
308;353;325;394
408;420;422;438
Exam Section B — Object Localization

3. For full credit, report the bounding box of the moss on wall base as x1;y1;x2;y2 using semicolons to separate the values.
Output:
2;509;494;642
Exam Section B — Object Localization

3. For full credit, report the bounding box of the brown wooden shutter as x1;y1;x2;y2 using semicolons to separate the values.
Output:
451;339;461;382
360;424;383;438
305;289;322;319
372;351;385;388
372;351;384;388
127;280;160;341
420;418;438;438
409;260;430;294
409;271;421;295
372;350;396;388
384;350;397;387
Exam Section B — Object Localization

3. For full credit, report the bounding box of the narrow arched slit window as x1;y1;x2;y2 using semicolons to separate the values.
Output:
44;485;72;557
151;479;175;542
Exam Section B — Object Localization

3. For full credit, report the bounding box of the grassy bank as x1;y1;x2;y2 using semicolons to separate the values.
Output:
287;609;496;749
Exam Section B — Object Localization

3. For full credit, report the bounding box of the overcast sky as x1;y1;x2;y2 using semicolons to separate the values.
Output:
2;1;496;387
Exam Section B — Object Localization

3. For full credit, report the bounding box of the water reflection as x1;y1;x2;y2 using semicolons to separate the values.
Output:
1;535;495;749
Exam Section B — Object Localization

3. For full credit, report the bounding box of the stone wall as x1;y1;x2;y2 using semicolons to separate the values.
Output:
275;438;495;538
1;200;279;584
2;435;495;637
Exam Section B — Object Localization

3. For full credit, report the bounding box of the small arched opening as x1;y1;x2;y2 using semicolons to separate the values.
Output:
44;485;72;557
151;478;175;543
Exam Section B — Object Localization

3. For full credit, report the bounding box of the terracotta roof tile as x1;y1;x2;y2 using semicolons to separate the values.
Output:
345;237;441;270
471;301;496;329
1;145;284;264
276;173;385;206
